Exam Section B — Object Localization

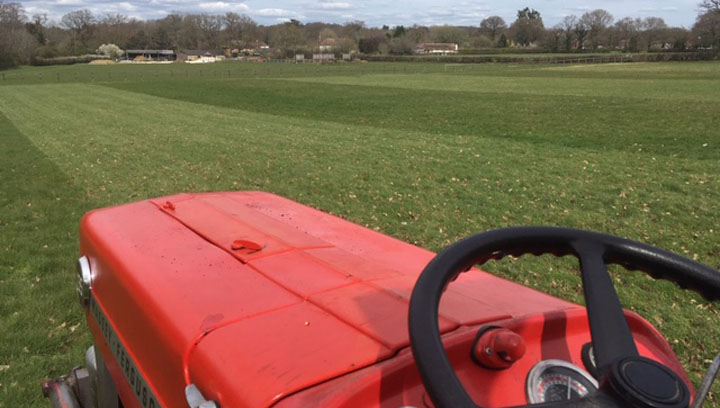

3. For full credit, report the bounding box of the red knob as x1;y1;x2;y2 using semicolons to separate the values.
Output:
473;328;526;369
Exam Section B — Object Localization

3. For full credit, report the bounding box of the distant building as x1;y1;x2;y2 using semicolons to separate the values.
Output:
239;42;270;56
319;38;338;52
178;50;226;63
125;50;176;61
313;53;335;62
415;43;459;55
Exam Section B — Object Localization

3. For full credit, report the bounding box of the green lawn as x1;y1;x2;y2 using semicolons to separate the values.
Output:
0;61;718;406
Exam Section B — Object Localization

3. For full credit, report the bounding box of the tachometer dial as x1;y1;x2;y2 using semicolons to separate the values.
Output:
526;360;599;403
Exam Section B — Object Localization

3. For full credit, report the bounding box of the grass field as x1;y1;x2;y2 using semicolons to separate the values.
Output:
1;61;718;406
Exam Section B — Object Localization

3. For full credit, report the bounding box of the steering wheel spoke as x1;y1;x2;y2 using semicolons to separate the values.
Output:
573;240;638;377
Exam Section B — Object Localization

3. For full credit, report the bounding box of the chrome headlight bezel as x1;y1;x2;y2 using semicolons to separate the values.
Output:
76;256;92;307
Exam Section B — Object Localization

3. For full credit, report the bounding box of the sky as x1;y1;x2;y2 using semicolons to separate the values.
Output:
18;0;705;29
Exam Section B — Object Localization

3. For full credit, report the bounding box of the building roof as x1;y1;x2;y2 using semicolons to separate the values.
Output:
416;43;458;51
182;49;224;56
126;50;175;55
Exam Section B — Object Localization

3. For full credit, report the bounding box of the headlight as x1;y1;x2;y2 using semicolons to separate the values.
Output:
76;256;92;307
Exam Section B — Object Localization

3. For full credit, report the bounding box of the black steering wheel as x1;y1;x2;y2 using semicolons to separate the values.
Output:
409;227;720;408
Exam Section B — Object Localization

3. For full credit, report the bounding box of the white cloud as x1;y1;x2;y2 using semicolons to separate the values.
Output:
56;0;86;5
114;2;138;11
255;8;293;16
24;6;53;15
147;0;202;6
198;1;249;11
318;2;351;10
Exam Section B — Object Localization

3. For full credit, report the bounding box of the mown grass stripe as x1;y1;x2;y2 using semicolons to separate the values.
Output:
102;78;718;160
282;73;720;102
0;110;93;407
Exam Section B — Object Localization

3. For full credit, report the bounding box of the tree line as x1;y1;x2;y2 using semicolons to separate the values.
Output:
1;1;719;69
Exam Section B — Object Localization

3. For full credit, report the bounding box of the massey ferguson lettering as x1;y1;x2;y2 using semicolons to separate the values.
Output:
90;296;160;408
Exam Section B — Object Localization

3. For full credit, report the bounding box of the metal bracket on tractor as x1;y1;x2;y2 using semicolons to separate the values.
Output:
42;348;96;408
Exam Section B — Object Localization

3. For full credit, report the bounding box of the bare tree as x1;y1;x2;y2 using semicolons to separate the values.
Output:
25;13;47;45
580;9;613;49
0;1;25;26
61;9;95;52
388;35;415;54
542;27;564;51
431;25;468;45
664;27;690;50
699;0;720;13
224;12;241;42
559;15;577;51
340;20;365;41
614;17;642;51
222;13;256;47
406;25;429;44
93;13;137;49
0;1;25;56
196;14;223;49
643;17;668;49
318;27;338;40
268;19;309;58
693;10;720;48
179;15;202;49
223;13;244;43
573;20;589;50
0;2;35;67
102;13;128;26
157;13;184;50
480;16;507;44
61;9;95;36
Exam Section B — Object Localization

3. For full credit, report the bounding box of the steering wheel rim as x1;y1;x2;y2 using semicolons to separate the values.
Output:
408;226;720;408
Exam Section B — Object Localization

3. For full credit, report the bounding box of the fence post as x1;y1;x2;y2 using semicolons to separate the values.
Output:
2;73;5;81
56;72;60;81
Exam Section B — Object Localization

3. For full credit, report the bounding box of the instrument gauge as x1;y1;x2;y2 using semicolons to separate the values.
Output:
526;360;599;403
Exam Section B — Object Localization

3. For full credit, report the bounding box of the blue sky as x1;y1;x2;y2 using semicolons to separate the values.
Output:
19;0;705;28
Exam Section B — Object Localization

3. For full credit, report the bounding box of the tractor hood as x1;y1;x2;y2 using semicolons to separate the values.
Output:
80;192;574;407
